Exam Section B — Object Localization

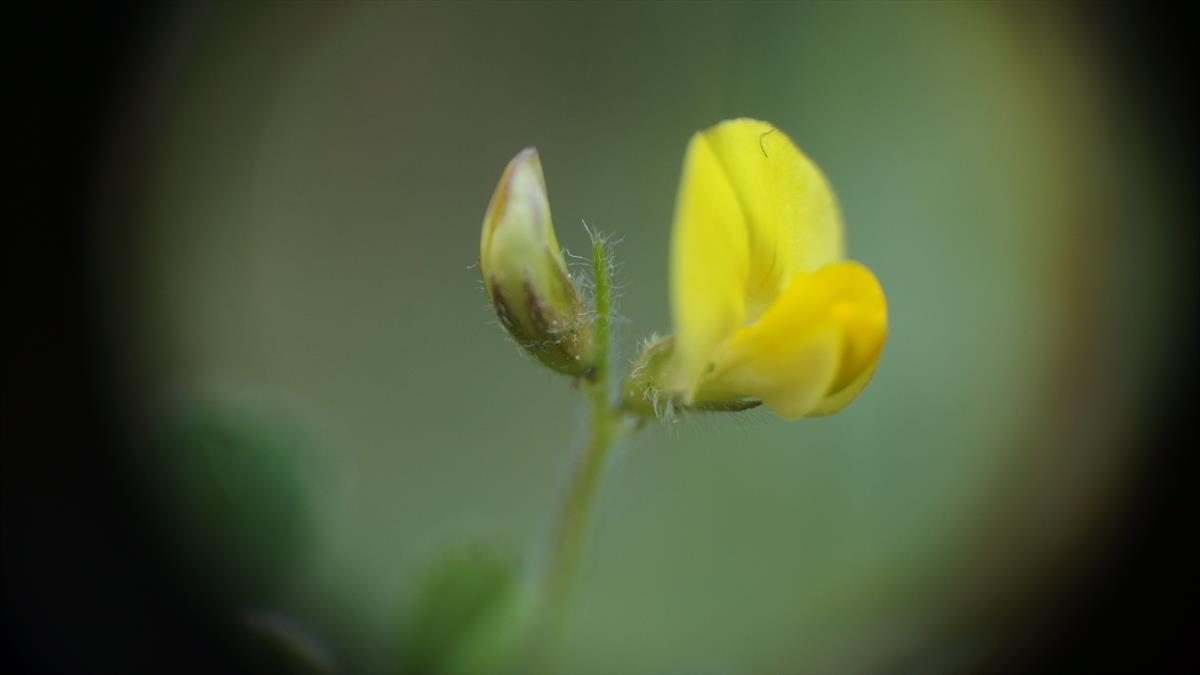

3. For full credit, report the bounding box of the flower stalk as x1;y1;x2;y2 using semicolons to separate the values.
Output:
539;231;621;656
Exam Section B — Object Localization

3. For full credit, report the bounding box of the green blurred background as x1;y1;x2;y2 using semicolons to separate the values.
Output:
100;2;1177;673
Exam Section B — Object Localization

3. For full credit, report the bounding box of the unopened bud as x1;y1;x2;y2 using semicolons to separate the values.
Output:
480;148;595;377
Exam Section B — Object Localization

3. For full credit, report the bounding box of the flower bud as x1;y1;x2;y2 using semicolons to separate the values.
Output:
480;148;595;377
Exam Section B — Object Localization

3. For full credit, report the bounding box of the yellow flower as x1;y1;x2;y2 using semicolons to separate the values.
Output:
666;118;887;419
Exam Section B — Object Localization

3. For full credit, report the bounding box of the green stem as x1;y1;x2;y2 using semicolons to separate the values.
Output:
540;233;620;650
589;231;611;384
545;382;616;619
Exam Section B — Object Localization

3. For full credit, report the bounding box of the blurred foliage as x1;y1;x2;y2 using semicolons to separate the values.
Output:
243;608;340;675
395;546;533;675
153;396;313;602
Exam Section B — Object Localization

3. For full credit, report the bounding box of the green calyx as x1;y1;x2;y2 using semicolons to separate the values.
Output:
622;336;761;419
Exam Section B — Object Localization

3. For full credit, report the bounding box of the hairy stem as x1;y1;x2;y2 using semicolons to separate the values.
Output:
589;232;611;384
540;233;620;655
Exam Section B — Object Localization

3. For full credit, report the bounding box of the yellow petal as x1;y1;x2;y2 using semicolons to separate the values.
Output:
696;324;843;419
668;129;751;396
698;262;887;419
669;119;846;400
698;118;845;314
808;268;888;416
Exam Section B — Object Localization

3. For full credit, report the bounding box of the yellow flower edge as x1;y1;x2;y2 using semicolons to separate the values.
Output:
668;118;887;419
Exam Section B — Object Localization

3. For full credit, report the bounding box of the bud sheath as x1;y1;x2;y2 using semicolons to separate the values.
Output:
480;148;595;377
